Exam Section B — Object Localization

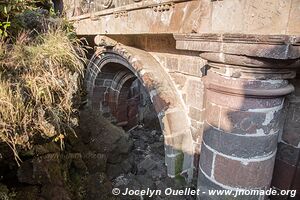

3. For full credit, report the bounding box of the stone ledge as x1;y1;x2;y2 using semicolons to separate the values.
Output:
174;33;300;60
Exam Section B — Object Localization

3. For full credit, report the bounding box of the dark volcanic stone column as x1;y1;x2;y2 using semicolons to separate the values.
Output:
197;61;294;200
173;33;300;199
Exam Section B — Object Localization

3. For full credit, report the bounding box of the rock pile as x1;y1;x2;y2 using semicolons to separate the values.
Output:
0;108;194;200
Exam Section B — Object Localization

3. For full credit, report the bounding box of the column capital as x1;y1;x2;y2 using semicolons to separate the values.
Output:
174;33;300;79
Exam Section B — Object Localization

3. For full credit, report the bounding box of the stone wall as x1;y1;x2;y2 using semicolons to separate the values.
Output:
150;52;206;174
88;35;208;179
66;0;300;35
272;76;300;199
66;0;300;198
85;43;197;181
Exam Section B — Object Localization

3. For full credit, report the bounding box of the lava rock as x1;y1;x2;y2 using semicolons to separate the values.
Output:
83;152;107;173
41;185;71;200
18;153;64;185
137;156;158;174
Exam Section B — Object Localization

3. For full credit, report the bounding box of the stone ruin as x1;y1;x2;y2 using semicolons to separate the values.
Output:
57;0;300;199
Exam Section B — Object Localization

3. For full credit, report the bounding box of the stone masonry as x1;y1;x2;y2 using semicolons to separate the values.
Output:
61;0;300;199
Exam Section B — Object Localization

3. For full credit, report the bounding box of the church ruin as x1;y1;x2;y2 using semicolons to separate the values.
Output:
61;0;300;199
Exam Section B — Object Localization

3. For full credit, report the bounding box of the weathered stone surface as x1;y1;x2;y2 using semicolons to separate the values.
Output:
166;56;179;71
69;1;202;35
214;154;275;188
15;186;41;200
163;110;189;134
179;56;206;77
282;101;300;147
18;154;64;185
186;79;204;110
211;0;292;35
66;0;300;196
218;107;281;135
203;124;278;158
41;185;71;200
197;68;292;197
210;0;245;34
189;106;203;122
287;0;300;35
276;142;300;166
106;163;124;179
152;91;173;113
191;124;203;143
68;0;300;35
175;34;300;61
293;165;300;197
170;72;187;89
199;144;213;177
86;172;112;200
272;158;297;190
82;152;107;173
137;156;158;173
206;89;285;111
197;170;261;200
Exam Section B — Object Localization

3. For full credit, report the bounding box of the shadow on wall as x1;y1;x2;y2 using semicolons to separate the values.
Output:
271;74;300;200
85;43;300;199
85;46;195;182
196;59;299;200
92;61;160;131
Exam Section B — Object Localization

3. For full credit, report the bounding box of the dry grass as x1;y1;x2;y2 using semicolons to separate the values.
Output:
0;26;85;165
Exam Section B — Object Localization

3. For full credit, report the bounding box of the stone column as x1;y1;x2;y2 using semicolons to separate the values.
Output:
174;34;300;199
197;61;294;199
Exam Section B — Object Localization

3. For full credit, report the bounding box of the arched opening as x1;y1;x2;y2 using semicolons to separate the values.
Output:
89;56;160;131
85;45;194;182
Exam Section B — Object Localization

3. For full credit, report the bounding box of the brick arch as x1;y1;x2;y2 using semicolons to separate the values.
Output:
85;45;194;179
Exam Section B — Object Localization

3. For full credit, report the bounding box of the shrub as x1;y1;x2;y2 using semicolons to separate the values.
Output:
0;25;85;165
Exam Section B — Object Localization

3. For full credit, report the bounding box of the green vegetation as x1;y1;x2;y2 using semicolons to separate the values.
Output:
0;0;55;39
0;1;86;165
